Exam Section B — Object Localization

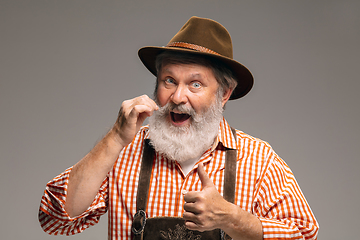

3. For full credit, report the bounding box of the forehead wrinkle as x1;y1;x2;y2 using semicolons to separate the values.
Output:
161;66;172;73
160;64;208;77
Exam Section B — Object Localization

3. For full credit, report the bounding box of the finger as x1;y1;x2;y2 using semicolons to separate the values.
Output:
130;104;155;119
183;202;201;214
115;96;158;143
128;105;157;132
184;218;206;232
183;191;199;203
122;95;158;115
197;162;215;189
136;95;159;112
124;95;158;120
184;220;200;231
183;211;200;229
183;208;197;218
130;96;158;114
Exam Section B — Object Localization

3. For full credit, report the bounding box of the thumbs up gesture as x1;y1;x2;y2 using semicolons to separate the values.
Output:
183;163;233;232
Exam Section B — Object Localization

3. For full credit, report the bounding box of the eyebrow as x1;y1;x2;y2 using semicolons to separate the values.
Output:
190;73;203;79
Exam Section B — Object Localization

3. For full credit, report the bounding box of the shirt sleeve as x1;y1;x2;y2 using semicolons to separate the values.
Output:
38;167;108;235
254;153;319;240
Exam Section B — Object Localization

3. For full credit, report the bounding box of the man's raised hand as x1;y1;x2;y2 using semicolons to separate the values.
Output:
65;95;158;218
113;95;158;149
183;163;231;232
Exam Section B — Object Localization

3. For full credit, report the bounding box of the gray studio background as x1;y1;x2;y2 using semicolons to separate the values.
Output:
1;1;359;239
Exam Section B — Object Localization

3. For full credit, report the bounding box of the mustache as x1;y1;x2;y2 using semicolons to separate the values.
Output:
157;102;196;116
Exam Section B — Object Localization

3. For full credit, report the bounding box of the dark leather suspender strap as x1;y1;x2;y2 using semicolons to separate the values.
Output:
136;139;155;212
220;127;238;240
223;127;238;203
132;139;155;239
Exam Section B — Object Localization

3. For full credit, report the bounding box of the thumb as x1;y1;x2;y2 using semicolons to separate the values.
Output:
197;163;215;190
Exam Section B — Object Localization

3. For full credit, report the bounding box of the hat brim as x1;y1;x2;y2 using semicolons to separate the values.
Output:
138;46;253;100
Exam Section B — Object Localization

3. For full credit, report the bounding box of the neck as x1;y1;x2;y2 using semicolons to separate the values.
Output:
178;156;201;176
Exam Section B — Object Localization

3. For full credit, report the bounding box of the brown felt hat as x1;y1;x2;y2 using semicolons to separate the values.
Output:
138;16;253;100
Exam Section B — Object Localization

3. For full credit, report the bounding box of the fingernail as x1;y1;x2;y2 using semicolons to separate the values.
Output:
182;189;188;195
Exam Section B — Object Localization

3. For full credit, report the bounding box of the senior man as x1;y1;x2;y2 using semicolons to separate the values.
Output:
39;16;319;239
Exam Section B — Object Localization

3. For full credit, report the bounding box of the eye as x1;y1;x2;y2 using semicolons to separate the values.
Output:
191;82;201;88
164;78;175;85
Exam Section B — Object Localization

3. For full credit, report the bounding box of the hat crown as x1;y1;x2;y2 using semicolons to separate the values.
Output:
168;16;233;59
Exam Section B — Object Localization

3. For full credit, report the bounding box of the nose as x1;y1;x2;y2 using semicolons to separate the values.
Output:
171;85;188;105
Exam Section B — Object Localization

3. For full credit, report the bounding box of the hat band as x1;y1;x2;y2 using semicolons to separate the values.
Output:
166;42;221;56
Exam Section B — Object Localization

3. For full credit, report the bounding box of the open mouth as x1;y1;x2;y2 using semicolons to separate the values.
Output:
170;112;191;123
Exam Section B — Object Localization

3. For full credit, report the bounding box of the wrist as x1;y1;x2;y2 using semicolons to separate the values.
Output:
220;204;263;240
104;128;126;153
219;202;241;232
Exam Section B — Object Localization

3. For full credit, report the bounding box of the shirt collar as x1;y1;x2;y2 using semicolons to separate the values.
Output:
212;117;237;150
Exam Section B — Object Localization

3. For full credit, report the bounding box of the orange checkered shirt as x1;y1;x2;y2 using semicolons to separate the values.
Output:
39;118;319;239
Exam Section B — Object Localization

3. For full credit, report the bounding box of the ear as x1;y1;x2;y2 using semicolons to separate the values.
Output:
221;88;233;107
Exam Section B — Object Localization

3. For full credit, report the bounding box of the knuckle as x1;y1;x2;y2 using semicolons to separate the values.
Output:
138;94;148;101
122;98;132;105
197;205;205;214
197;194;206;202
120;100;131;111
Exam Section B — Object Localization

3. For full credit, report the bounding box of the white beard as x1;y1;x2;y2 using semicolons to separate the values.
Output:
148;97;224;163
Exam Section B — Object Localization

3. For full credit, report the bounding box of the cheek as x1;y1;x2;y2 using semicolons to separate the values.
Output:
188;97;208;113
156;89;171;107
191;93;217;112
